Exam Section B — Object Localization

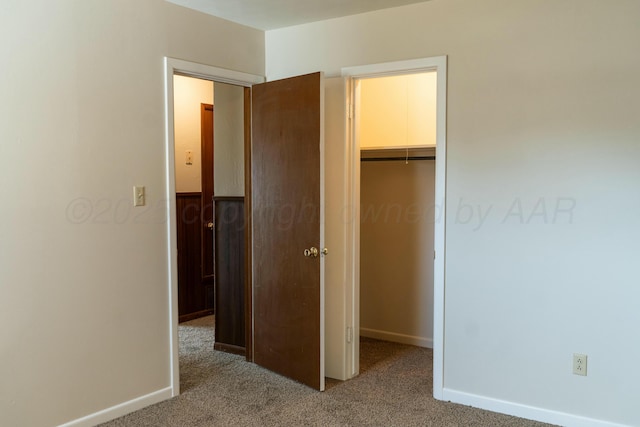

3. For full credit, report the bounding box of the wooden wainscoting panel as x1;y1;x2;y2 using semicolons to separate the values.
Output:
214;197;246;355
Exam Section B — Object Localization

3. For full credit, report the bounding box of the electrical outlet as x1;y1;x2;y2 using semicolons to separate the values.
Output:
133;186;145;207
573;353;587;376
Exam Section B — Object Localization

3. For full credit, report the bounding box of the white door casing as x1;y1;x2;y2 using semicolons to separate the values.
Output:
342;56;447;398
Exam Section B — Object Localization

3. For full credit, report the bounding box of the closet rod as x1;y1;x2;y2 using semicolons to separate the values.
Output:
360;156;435;162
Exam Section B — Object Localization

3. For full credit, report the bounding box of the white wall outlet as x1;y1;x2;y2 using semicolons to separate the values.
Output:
573;353;587;376
133;186;145;207
186;150;193;165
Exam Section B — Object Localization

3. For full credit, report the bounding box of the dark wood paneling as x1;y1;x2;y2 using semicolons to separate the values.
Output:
214;197;245;352
243;86;253;362
180;309;214;324
213;342;245;356
177;193;214;323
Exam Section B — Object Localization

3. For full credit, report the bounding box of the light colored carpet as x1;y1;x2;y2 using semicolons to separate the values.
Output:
100;316;555;426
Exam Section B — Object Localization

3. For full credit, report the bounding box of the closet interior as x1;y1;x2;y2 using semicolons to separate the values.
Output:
358;72;437;349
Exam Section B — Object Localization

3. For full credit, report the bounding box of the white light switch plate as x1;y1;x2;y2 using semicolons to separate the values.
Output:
133;186;145;207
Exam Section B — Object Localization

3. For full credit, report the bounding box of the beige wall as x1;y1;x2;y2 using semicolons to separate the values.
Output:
213;82;245;197
360;160;435;346
173;75;213;193
266;1;640;425
0;1;263;426
173;78;245;197
360;73;437;149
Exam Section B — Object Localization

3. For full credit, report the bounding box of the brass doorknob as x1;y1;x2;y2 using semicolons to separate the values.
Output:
206;222;214;230
303;247;319;258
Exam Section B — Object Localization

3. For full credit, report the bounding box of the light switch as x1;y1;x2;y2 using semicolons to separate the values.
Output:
186;150;193;165
133;186;145;207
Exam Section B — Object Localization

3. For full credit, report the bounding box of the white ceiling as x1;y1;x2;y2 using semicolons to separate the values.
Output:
167;0;431;31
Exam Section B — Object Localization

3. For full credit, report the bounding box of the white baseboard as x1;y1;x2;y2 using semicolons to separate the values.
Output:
58;387;173;427
442;388;631;427
360;328;432;348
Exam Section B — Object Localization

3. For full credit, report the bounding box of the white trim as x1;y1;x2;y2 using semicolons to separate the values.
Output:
319;72;326;391
360;328;433;348
163;57;263;398
169;58;263;87
163;57;180;398
343;58;442;79
345;76;359;379
58;387;172;427
342;56;447;400
345;77;360;377
432;56;447;401
442;389;632;427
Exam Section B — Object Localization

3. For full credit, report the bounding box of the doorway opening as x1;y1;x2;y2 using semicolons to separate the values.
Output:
164;58;263;396
357;72;437;353
168;62;329;393
173;75;215;324
343;56;447;398
172;74;216;390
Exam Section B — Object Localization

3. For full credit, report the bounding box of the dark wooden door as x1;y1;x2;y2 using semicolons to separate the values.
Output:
177;193;208;321
251;72;325;390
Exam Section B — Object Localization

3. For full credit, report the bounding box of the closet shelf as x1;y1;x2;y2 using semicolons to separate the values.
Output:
360;147;435;161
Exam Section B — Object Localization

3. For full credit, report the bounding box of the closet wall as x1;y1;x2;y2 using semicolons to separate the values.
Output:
360;72;436;149
213;83;245;197
360;159;435;347
359;72;436;348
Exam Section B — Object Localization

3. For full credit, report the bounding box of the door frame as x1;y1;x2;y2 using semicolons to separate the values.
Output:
163;57;263;396
342;56;447;399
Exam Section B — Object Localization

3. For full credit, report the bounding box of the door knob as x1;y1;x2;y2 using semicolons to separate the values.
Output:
206;222;214;230
303;247;319;258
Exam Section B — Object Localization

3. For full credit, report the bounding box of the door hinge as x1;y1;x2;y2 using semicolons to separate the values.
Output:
346;326;353;343
348;103;353;120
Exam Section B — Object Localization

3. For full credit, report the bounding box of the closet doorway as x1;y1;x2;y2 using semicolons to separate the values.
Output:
344;57;447;396
357;72;437;348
